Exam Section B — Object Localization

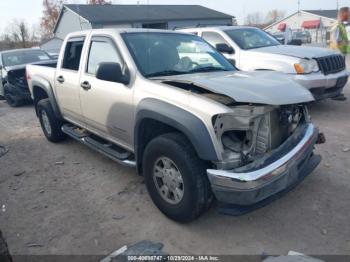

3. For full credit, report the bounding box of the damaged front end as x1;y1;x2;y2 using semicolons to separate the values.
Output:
208;102;323;207
4;68;31;101
212;103;311;170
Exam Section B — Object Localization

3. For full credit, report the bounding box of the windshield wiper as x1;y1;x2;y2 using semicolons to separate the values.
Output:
146;70;187;78
190;66;228;73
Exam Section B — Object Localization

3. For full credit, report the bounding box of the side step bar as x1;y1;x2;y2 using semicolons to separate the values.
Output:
62;124;136;168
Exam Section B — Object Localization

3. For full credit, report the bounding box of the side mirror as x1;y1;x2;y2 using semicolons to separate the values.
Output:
216;43;235;54
96;62;130;85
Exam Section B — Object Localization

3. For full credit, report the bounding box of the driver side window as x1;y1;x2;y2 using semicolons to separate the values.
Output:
202;32;230;48
87;37;122;75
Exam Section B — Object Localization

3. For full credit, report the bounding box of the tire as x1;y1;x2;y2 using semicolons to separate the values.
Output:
37;98;66;143
142;132;212;223
4;85;23;107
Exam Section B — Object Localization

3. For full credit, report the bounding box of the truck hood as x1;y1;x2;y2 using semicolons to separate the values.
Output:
252;45;337;59
4;59;57;72
154;71;314;105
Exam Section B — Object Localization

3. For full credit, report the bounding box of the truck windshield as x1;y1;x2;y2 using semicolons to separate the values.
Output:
225;28;281;50
122;32;235;78
2;50;51;67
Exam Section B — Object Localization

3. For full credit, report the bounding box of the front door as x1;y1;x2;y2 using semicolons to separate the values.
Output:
79;36;134;149
201;31;238;67
55;37;85;125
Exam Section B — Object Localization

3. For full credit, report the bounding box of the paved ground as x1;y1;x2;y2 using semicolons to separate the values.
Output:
0;87;350;257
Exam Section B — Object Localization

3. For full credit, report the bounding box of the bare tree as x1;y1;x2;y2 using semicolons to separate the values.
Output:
18;21;30;48
266;9;286;24
41;0;65;38
244;12;264;26
6;20;30;48
0;20;40;51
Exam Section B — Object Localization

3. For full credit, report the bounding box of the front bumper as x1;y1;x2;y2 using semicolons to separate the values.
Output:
4;83;31;101
293;70;349;100
207;123;320;206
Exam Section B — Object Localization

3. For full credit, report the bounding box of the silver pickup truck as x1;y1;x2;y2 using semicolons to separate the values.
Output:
180;26;349;101
26;29;324;222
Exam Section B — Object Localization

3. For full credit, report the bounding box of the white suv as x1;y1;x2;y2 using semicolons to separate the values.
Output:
180;26;349;101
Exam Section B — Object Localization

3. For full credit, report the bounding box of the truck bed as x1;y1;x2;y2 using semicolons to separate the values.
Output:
26;62;57;97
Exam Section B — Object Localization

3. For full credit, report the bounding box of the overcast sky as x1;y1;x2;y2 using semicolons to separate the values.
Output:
0;0;348;33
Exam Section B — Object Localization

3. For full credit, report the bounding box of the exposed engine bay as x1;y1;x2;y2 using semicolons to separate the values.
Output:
213;103;309;170
161;79;312;170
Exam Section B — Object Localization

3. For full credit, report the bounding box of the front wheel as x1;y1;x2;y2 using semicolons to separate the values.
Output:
37;99;66;143
142;133;212;223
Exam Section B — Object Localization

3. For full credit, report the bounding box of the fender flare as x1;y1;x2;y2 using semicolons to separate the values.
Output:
32;77;63;120
135;98;219;162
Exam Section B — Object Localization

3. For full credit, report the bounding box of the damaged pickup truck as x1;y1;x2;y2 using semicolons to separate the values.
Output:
26;29;324;222
0;49;55;107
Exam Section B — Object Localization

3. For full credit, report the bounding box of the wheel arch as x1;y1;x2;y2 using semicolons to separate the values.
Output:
32;78;62;120
134;98;219;174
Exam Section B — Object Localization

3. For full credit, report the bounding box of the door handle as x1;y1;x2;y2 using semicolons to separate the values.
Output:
57;76;65;83
81;81;91;91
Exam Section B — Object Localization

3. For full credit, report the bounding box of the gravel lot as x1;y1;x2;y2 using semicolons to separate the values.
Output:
0;85;350;257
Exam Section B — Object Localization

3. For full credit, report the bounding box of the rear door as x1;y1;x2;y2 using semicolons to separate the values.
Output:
79;35;134;149
55;36;86;125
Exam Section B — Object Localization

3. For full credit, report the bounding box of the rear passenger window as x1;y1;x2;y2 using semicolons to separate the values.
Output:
202;32;229;48
62;38;84;71
87;38;122;75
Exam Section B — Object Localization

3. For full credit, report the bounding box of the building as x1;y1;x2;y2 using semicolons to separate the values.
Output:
54;4;234;37
265;10;342;45
43;4;234;54
40;37;63;56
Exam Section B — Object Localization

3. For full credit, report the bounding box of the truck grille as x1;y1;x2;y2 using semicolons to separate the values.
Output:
316;55;345;75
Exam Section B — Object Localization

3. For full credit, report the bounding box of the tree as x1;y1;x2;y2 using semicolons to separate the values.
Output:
87;0;111;4
266;9;286;24
17;21;30;48
244;12;264;26
41;0;65;38
7;20;30;48
0;20;38;50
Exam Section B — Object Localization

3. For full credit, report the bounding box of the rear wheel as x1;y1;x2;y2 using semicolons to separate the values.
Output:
37;99;66;142
142;133;212;223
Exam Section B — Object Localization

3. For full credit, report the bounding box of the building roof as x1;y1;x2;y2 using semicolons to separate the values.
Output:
305;10;337;20
64;4;234;24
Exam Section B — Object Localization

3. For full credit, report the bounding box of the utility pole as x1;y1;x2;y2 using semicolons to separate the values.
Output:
336;0;339;10
298;0;301;16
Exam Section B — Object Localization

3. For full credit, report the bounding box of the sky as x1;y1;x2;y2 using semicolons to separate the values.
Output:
0;0;348;33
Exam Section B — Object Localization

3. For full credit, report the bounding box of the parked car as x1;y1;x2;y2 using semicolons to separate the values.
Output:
0;49;56;107
180;26;349;101
293;31;312;44
27;29;323;222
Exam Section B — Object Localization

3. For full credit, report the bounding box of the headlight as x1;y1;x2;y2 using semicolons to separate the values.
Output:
294;59;319;74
